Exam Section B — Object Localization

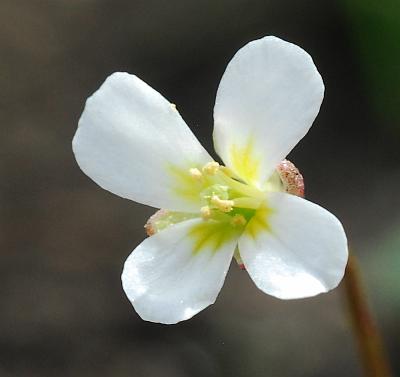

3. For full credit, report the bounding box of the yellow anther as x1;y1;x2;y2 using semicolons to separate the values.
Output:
171;103;177;110
200;206;211;219
210;195;234;213
202;161;220;175
189;168;203;180
231;214;247;227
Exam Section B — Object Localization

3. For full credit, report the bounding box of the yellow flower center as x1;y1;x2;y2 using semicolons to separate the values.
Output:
158;160;279;253
149;158;304;254
186;161;274;250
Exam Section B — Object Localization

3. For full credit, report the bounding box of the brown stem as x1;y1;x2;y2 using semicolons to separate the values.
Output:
344;254;393;377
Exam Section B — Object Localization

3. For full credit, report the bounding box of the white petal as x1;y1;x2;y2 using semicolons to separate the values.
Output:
239;192;348;299
73;72;212;211
213;36;324;188
121;218;237;324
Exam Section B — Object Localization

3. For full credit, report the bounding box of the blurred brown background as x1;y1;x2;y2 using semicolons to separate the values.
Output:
1;1;399;376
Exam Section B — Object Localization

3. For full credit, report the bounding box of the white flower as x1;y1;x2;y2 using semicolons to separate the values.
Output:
72;36;348;324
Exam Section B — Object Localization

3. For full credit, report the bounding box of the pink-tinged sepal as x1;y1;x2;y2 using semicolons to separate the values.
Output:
145;209;198;236
145;209;170;236
276;159;305;197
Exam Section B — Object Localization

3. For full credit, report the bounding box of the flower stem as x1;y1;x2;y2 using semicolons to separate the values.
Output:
343;254;393;377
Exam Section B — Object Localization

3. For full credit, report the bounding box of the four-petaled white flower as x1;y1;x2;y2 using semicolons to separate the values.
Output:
73;36;348;324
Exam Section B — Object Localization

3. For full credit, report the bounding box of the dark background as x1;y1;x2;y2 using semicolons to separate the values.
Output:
2;1;399;376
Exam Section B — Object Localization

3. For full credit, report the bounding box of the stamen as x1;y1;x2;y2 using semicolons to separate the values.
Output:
170;103;177;110
189;168;203;180
216;169;266;200
202;161;220;175
231;214;247;227
233;197;262;209
210;195;234;213
219;165;238;178
200;205;211;219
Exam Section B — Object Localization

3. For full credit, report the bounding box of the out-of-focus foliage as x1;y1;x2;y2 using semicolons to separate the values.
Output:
369;223;400;311
341;0;400;135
